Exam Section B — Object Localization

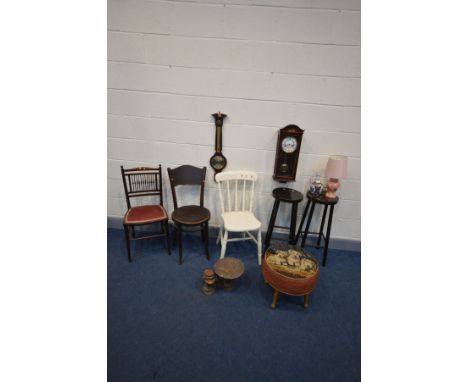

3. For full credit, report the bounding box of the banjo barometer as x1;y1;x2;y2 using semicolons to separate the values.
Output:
210;112;227;180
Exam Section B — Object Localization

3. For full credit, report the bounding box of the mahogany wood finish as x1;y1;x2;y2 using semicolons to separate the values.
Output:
120;165;171;263
209;112;227;180
167;165;210;265
272;124;304;182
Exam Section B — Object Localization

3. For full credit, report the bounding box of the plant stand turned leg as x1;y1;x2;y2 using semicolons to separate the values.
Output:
303;293;310;309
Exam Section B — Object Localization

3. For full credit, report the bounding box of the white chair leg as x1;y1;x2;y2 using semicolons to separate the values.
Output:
257;229;262;265
220;230;228;259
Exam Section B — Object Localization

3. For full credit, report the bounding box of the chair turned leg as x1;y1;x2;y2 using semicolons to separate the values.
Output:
257;229;262;265
220;230;228;259
203;222;210;260
177;224;183;265
124;225;132;263
216;227;222;245
303;293;310;309
164;220;171;256
172;225;178;248
271;289;279;309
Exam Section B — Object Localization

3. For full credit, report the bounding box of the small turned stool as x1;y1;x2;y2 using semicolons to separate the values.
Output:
202;258;245;295
264;188;303;251
262;245;319;309
214;257;244;291
294;192;338;266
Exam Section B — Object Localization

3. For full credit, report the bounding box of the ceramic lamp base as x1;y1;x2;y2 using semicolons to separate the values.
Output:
325;178;340;199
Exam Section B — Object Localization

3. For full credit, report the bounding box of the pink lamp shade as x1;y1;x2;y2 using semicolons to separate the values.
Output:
324;155;347;199
325;155;348;179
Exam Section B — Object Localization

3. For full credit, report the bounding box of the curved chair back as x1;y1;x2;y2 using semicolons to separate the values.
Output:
167;165;207;209
215;171;257;214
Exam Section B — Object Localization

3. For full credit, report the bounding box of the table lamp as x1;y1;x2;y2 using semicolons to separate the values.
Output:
324;155;348;199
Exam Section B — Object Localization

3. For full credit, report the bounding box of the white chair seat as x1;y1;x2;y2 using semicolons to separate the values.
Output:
221;211;261;232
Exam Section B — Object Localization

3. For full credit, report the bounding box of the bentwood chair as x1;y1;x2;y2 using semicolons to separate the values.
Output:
120;165;171;262
167;165;210;265
215;171;262;265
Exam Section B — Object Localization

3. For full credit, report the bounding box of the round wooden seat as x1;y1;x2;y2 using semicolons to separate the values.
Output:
272;187;304;203
172;205;210;226
262;245;319;308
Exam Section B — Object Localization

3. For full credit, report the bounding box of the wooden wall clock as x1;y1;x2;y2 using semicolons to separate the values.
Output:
272;124;304;182
210;112;227;180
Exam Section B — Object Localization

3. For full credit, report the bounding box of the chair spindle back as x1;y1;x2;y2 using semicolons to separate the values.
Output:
120;165;164;209
216;171;257;214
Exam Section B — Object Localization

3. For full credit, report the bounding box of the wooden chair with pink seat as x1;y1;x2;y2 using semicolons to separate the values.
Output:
120;165;171;262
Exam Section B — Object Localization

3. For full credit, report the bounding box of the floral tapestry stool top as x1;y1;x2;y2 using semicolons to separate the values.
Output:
262;245;320;309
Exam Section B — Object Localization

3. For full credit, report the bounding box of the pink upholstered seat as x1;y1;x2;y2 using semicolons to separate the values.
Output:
124;205;168;225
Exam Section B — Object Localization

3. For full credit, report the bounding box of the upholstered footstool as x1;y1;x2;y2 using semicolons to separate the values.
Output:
262;245;319;309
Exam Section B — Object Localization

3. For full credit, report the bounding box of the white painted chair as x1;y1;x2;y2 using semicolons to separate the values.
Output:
215;171;262;265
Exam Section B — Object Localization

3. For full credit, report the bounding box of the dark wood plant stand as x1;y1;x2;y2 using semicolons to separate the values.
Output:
294;192;338;266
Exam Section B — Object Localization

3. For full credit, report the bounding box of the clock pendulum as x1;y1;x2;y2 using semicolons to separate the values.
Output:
209;111;228;181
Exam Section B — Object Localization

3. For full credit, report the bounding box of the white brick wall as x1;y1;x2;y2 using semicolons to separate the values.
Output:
108;0;361;241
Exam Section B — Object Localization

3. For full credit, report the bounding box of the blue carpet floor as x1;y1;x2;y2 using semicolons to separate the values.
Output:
108;228;360;382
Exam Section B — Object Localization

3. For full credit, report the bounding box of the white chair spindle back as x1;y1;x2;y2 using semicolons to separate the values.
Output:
249;180;255;212
235;180;238;211
216;171;258;214
226;180;232;212
242;179;246;211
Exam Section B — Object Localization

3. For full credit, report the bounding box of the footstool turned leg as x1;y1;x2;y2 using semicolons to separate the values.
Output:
303;293;310;309
271;289;279;309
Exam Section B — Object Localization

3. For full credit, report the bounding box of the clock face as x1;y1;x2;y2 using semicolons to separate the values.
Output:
281;136;298;153
210;154;226;171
